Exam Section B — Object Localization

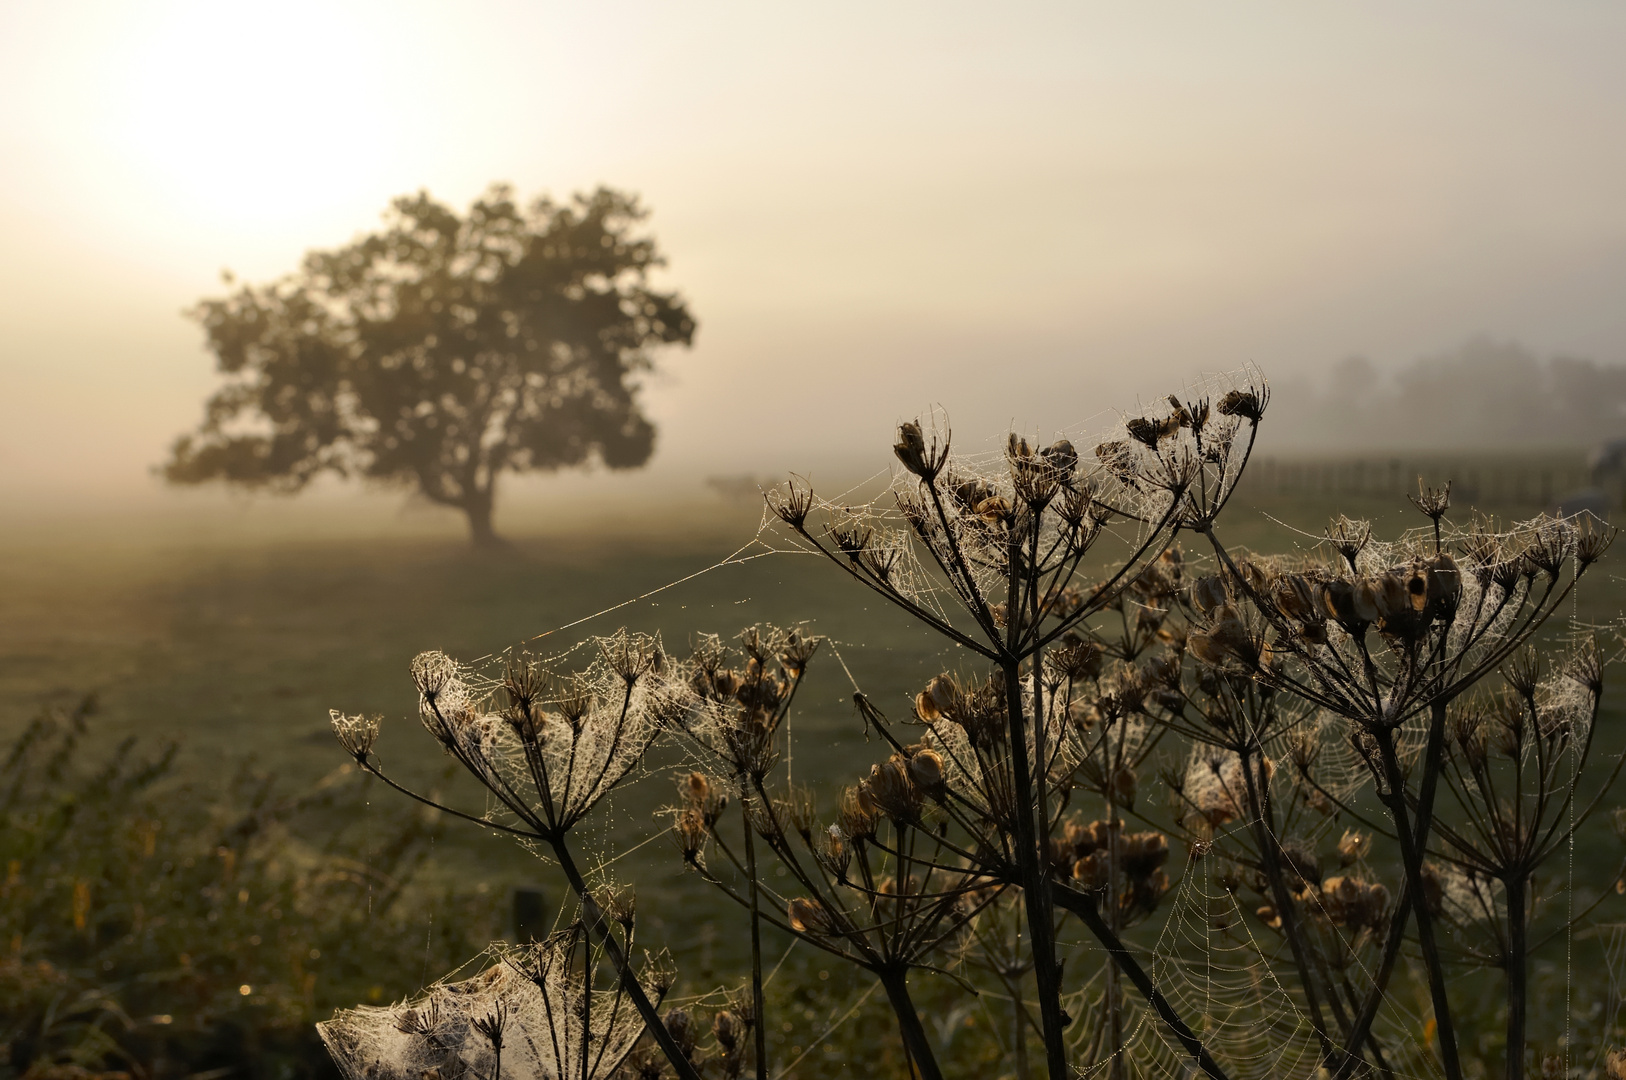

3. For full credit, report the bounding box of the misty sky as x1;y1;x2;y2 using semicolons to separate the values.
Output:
3;2;1625;507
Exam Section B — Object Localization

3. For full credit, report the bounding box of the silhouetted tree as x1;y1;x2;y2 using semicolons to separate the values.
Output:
165;185;696;546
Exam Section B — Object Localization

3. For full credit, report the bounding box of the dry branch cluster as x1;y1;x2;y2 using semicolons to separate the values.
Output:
321;374;1625;1080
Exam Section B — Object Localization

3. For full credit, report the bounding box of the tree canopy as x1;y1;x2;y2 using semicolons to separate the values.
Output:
165;185;696;545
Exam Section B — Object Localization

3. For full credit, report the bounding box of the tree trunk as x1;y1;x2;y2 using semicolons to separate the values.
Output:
462;485;503;548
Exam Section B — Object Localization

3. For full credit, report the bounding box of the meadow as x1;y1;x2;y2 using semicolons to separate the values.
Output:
5;462;1625;1074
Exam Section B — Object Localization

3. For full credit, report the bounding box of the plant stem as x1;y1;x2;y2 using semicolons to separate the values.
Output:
1106;810;1123;1080
549;837;703;1080
1505;872;1527;1080
1239;744;1338;1066
741;793;770;1080
878;967;946;1080
1373;728;1462;1080
1050;882;1233;1080
1002;656;1070;1080
1334;700;1453;1080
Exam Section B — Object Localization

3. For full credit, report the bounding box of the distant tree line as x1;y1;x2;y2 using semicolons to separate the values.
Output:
1276;338;1626;448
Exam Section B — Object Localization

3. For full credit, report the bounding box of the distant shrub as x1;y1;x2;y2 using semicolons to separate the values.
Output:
0;696;499;1079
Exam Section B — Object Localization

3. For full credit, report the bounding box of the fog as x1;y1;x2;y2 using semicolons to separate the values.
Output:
3;2;1625;527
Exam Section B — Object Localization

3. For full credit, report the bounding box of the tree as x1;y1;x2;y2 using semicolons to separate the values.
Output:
164;184;696;546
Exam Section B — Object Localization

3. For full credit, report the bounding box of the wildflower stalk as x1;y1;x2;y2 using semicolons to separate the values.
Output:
878;966;945;1080
741;792;770;1080
1237;741;1337;1065
1505;873;1527;1080
1328;699;1453;1079
1002;656;1069;1080
1372;726;1462;1080
1050;880;1232;1080
548;835;707;1080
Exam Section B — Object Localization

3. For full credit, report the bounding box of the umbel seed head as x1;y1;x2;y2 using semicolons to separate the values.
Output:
893;419;948;480
907;747;946;797
331;712;381;760
1216;387;1265;422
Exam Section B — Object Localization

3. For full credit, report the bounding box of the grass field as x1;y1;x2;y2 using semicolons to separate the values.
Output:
5;473;1625;1013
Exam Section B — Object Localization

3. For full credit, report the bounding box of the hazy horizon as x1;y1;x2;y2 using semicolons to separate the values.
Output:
4;2;1625;520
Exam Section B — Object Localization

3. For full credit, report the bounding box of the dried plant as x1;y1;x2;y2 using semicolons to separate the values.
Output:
324;371;1626;1080
319;917;668;1079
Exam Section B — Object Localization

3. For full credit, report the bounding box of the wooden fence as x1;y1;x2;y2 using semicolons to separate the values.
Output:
1237;451;1594;508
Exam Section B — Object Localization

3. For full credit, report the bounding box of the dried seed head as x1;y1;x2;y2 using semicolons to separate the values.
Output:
1524;516;1575;579
864;756;924;821
1408;478;1452;523
674;808;708;863
1049;635;1105;682
713;1009;743;1051
1271;573;1318;622
1430;551;1462;607
331;711;381;760
1337;829;1370;866
1325;516;1371;571
975;494;1013;522
603;635;661;686
1043;438;1079;478
839;786;878;840
1577;522;1616;569
1121;830;1170;878
828;511;873;559
1109;765;1138;809
778;630;821;677
1351;579;1382;624
817;824;852;879
411;650;460;701
557;674;596;734
1567;639;1605;698
767;475;815;529
787;897;836;936
1504;648;1543;700
900;419;951;481
906;747;946;798
1320;875;1390;930
894;420;930;477
951;476;995;511
1094;440;1140;488
778;786;818;838
1191;575;1228;616
1216;387;1266;422
664;1008;698;1057
1318;578;1366;631
503;656;551;711
915;673;962;722
472;1003;507;1052
394;1000;442;1037
1279;839;1323;889
681;771;711;807
1125;416;1166;449
1371;573;1408;620
1189;605;1259;668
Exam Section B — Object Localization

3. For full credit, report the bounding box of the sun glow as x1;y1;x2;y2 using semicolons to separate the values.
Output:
100;1;406;242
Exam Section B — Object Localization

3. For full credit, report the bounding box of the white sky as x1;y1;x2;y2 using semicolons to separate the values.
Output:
3;1;1625;506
